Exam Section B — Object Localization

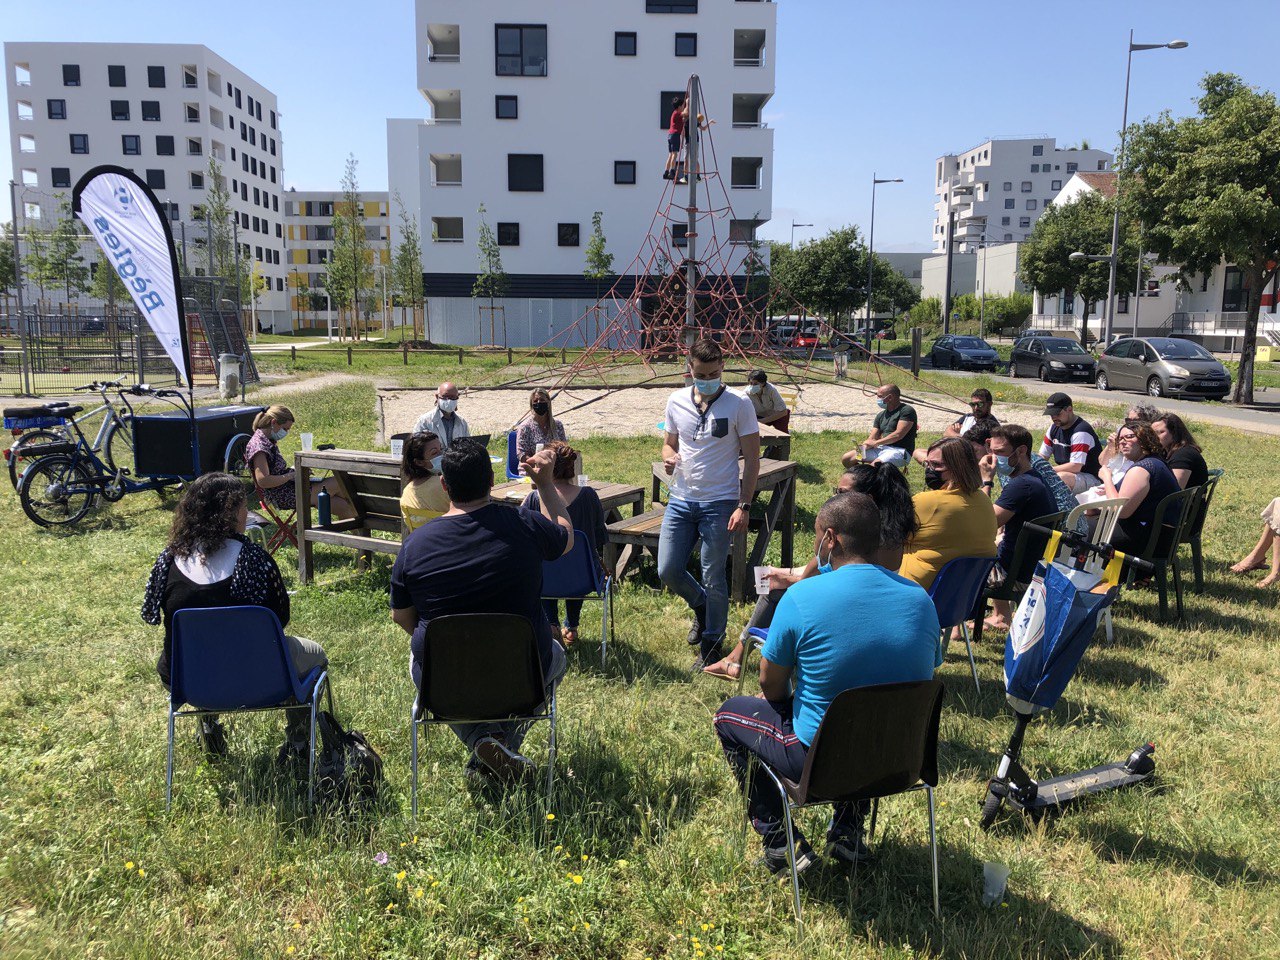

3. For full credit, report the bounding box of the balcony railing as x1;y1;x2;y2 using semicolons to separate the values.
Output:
423;117;462;126
431;179;462;187
731;121;769;129
733;56;765;67
1166;311;1279;337
428;53;461;63
432;236;464;243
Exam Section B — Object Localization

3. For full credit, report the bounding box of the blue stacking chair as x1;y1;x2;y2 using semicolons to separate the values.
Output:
166;606;332;809
505;431;521;481
927;556;998;696
541;529;614;666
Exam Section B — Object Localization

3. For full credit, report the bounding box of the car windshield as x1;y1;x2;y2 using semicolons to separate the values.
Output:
1044;340;1088;355
953;337;989;350
1150;338;1214;360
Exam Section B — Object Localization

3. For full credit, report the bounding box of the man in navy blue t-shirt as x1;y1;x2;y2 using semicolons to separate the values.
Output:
713;492;940;874
391;440;574;785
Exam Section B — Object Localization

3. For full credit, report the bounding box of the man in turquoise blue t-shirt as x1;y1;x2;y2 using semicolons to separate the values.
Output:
714;491;941;874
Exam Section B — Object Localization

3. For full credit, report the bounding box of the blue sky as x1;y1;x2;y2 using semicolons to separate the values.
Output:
4;0;1273;251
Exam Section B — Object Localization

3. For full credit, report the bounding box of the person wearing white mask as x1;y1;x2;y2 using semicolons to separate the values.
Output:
659;337;760;670
978;424;1057;631
745;369;789;429
399;431;449;533
414;381;470;449
246;404;354;519
841;383;917;469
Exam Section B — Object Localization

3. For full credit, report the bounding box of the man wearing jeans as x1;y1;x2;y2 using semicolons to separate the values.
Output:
659;337;760;670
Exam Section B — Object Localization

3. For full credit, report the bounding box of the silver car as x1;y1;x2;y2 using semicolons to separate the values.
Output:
1095;336;1232;400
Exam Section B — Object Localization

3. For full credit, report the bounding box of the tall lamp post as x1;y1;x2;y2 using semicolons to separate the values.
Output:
1102;31;1187;345
864;174;903;351
941;182;975;334
790;220;812;248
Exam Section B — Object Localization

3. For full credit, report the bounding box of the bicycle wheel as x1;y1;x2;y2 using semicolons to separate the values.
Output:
103;413;135;475
19;455;99;528
7;429;69;491
223;433;251;478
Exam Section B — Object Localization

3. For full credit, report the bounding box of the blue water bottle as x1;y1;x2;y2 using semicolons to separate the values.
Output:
317;487;331;527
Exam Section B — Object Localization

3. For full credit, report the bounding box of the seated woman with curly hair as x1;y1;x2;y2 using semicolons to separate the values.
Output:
142;472;327;757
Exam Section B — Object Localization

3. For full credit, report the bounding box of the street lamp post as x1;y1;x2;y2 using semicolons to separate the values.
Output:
790;220;812;248
1102;31;1188;345
864;174;903;352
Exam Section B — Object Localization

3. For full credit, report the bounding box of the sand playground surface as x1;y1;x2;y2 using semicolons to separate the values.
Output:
378;380;986;444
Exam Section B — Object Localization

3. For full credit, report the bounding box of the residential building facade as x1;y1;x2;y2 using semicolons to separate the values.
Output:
933;137;1112;253
5;42;291;330
387;0;777;347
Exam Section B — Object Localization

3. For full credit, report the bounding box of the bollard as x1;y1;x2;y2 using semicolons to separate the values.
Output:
561;347;567;364
290;345;296;362
910;327;922;377
347;346;353;366
458;348;464;364
403;342;409;365
508;347;513;364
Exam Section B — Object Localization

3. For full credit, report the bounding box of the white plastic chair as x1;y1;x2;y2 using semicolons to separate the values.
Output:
1064;497;1129;642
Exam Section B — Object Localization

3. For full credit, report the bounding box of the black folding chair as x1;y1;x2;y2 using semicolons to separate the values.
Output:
1133;485;1201;621
410;614;558;820
1180;468;1223;594
971;510;1066;649
754;679;945;933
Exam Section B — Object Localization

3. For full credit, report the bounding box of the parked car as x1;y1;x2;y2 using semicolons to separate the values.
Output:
1095;336;1232;400
792;328;820;349
1008;336;1097;382
929;335;1000;372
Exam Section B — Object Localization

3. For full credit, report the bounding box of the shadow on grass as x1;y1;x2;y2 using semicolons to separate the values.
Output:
1081;822;1277;887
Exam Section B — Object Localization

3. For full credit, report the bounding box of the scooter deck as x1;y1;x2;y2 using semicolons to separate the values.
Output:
1008;761;1153;813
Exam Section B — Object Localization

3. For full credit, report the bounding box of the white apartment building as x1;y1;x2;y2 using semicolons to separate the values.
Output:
933;137;1112;253
387;0;777;347
283;189;391;331
4;42;291;330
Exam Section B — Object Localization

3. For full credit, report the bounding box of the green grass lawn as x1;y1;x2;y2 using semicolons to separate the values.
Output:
2;380;1279;958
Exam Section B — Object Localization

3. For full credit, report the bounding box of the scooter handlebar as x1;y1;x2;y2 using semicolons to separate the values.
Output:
1026;523;1155;575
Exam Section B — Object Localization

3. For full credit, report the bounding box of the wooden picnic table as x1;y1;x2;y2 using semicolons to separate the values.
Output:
490;477;646;523
758;422;791;461
605;457;797;602
295;449;403;585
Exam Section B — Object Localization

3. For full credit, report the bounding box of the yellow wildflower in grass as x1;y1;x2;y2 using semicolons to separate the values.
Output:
124;862;134;871
523;917;530;925
386;902;396;912
431;881;440;888
701;923;710;931
415;888;424;899
395;870;407;881
583;922;590;931
581;854;589;862
546;814;555;821
571;875;583;885
137;869;146;878
517;896;524;903
553;845;563;852
292;922;301;930
715;947;724;953
616;859;629;869
286;948;295;956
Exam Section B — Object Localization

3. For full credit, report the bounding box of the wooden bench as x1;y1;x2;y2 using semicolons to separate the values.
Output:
295;450;405;585
603;504;667;580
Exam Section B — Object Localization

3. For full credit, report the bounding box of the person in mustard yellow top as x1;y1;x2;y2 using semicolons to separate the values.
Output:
898;437;997;591
400;431;450;533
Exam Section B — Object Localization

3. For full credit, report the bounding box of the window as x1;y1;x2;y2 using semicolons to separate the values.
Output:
62;64;80;86
1001;216;1011;226
1002;181;1012;191
660;90;686;128
1032;144;1044;156
270;110;276;130
432;216;464;242
183;67;197;88
1025;199;1037;210
156;135;174;155
1021;181;1032;192
495;24;549;77
51;167;71;189
110;100;130;121
108;65;126;87
147;65;165;88
648;0;697;11
730;156;763;189
1030;163;1039;173
47;99;66;120
1004;198;1015;210
615;31;637;56
507;153;544;191
1004;233;1013;242
18;135;35;154
497;222;520;246
70;133;89;154
675;33;698;56
729;219;759;244
1019;217;1031;228
558;222;579;246
190;171;204;189
145;169;165;189
1066;162;1078;173
1051;179;1062;191
122;134;141;155
187;137;202;156
142;101;161;121
186;103;200;122
234;88;242;109
270;139;276;156
1097;160;1107;171
672;223;688;247
495;95;518;119
614;160;637;185
247;95;255;114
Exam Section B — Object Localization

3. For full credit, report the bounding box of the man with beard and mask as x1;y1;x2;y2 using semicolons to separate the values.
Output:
414;381;470;449
897;436;996;590
659;337;760;670
841;383;917;469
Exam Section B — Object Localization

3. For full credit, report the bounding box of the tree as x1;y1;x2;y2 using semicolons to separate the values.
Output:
48;197;89;302
392;191;426;341
472;202;509;345
868;256;920;316
21;221;55;304
985;292;1034;335
583;210;614;295
1126;72;1280;404
0;227;15;296
1018;190;1138;345
89;256;128;305
909;296;942;333
204;156;239;289
325;155;372;340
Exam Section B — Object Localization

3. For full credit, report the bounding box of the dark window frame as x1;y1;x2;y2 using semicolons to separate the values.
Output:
614;160;637;185
62;64;80;87
155;135;175;156
141;101;161;122
496;222;521;247
110;100;130;121
495;95;518;119
69;133;89;155
50;167;71;189
647;0;698;12
557;222;580;247
674;32;698;57
495;23;549;77
145;168;166;190
47;98;66;120
122;134;141;156
507;153;545;192
147;65;166;88
107;65;126;87
615;31;637;56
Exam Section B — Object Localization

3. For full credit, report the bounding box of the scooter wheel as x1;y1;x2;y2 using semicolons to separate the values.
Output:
980;787;1004;831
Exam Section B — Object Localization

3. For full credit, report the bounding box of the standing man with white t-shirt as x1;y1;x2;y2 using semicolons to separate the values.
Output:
660;337;760;670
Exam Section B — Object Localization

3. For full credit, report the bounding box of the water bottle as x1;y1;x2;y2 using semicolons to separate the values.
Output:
317;487;331;527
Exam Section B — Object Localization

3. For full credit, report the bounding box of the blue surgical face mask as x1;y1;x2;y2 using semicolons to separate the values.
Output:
694;377;722;396
429;455;444;473
876;399;888;409
995;455;1013;478
815;529;834;574
271;428;288;442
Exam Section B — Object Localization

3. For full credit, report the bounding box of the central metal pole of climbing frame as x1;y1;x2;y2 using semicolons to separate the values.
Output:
684;76;700;348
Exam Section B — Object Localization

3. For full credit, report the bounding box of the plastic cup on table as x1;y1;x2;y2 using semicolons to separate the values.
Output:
390;439;404;458
300;433;314;452
578;474;590;486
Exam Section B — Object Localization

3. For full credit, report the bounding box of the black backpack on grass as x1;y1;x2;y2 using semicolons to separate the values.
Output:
313;711;384;805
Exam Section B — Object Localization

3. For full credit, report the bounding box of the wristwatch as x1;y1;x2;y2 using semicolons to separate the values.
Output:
738;502;752;512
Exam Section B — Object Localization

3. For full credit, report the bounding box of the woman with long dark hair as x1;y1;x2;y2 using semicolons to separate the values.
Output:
400;430;448;532
515;388;567;468
1152;412;1208;490
142;473;326;756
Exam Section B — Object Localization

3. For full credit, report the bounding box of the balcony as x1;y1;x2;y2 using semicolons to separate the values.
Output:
424;89;461;124
733;29;766;67
18;135;35;154
16;101;32;121
427;23;461;63
432;216;463;243
430;153;462;187
732;93;770;128
731;156;764;190
13;63;30;86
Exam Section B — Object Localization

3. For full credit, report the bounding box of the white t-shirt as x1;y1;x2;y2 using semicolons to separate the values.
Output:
665;386;759;503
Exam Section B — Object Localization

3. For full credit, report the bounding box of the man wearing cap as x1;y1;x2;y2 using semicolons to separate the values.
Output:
1038;393;1102;493
745;370;789;430
414;381;470;449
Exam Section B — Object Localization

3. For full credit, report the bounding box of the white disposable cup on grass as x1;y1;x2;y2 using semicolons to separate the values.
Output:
753;566;771;596
390;439;403;458
982;861;1011;907
300;433;314;451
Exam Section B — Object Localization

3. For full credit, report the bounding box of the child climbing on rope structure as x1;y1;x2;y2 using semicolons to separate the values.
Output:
664;95;688;181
